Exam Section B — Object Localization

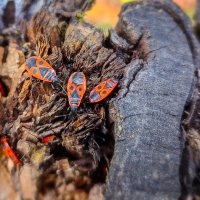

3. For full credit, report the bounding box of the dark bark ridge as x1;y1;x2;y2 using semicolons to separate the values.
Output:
105;1;200;200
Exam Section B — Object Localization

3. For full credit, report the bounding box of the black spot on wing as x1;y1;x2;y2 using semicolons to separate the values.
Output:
39;68;49;77
71;90;80;98
45;71;54;80
105;82;112;89
26;57;37;69
72;72;84;86
90;91;101;101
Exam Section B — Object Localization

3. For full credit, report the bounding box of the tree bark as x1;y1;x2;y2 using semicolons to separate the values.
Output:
105;1;200;200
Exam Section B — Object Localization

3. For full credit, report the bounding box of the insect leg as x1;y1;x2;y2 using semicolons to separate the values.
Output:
56;81;67;95
51;83;55;90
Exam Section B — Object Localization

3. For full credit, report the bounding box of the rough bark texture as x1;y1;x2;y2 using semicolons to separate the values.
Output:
105;1;200;200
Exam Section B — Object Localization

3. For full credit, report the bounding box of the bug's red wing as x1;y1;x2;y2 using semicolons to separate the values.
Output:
41;135;56;143
1;137;21;165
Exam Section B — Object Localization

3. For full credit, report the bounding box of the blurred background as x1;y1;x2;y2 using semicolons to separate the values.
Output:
86;0;196;29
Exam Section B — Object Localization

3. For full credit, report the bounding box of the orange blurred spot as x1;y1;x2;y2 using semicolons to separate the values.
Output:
86;0;121;26
173;0;196;11
41;135;56;143
86;0;196;27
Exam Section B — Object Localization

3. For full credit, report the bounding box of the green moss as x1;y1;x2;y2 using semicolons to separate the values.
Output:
186;8;195;22
120;0;140;4
76;11;85;22
31;146;46;166
95;23;112;38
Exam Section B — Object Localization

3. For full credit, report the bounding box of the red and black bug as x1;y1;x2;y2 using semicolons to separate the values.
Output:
41;135;56;143
0;137;21;166
89;78;118;103
24;56;59;83
67;72;86;110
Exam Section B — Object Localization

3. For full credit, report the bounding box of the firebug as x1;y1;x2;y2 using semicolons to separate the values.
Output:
89;78;118;103
67;72;86;110
24;56;59;83
0;137;21;166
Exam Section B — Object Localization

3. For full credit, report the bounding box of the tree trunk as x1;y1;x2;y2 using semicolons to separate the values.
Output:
0;0;200;200
105;1;200;200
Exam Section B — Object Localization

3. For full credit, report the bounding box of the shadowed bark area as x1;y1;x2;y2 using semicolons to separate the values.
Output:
105;1;200;200
179;1;200;199
196;0;200;37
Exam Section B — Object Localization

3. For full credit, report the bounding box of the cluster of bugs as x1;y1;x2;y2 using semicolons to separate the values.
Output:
0;56;119;166
24;56;119;110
